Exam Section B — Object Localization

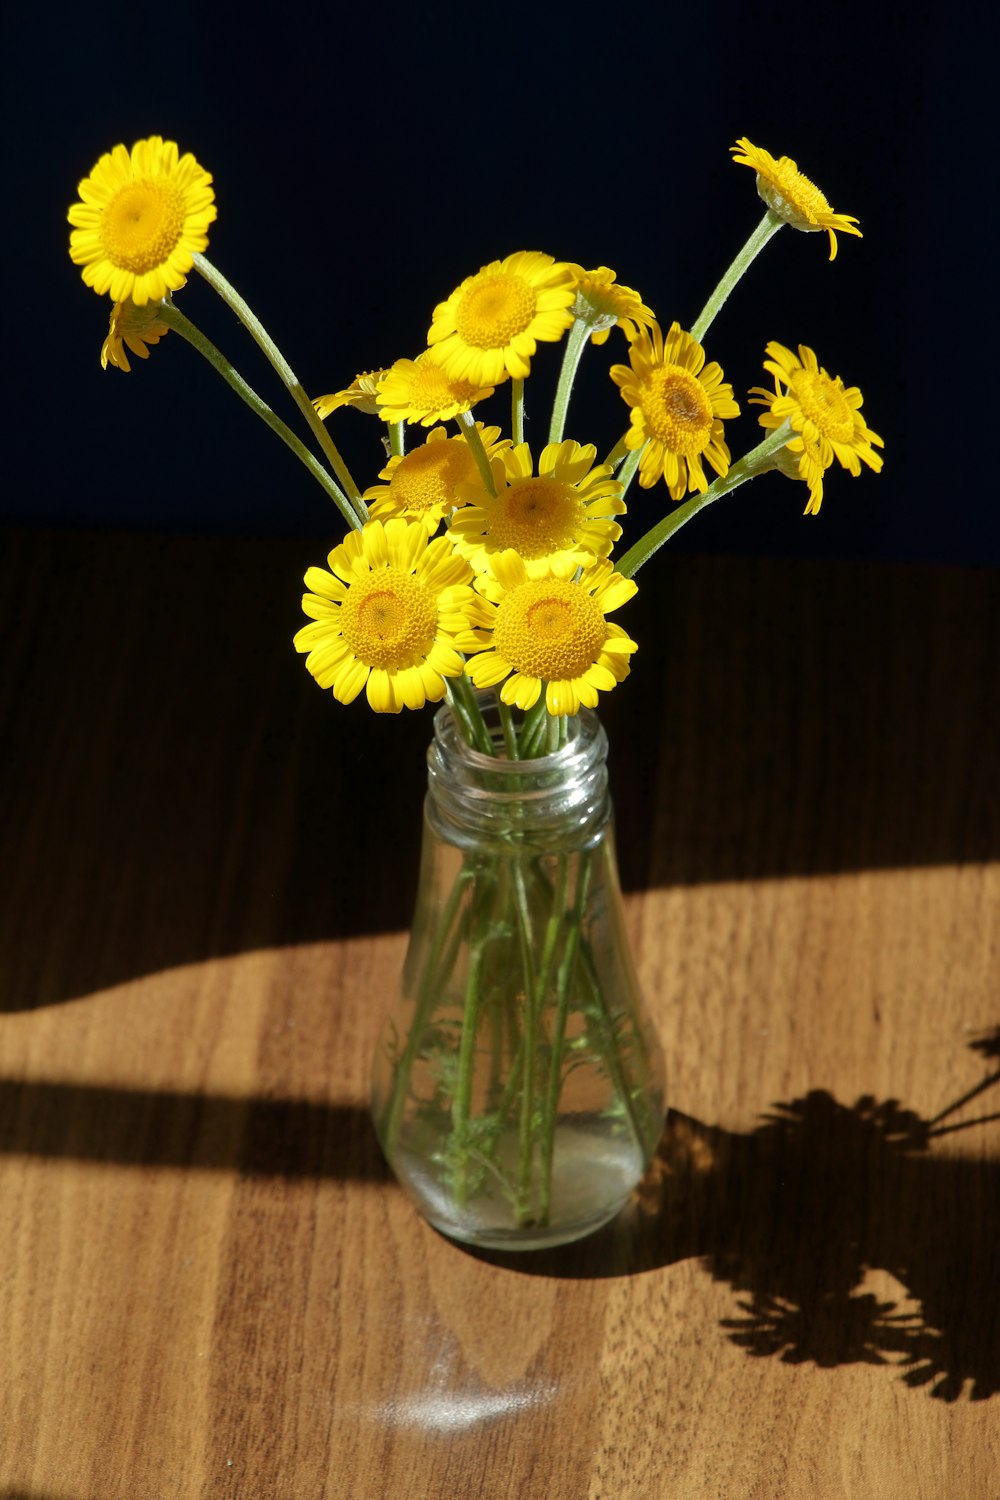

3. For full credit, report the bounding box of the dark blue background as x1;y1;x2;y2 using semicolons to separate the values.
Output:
5;2;994;563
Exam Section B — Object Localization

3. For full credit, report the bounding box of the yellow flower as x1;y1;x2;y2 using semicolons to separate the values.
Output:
293;519;490;713
364;424;509;533
568;265;656;345
610;322;739;499
427;251;576;386
314;371;387;420
68;136;216;306
376;350;495;426
450;439;625;576
730;138;861;261
748;341;884;514
100;298;169;372
467;552;638;717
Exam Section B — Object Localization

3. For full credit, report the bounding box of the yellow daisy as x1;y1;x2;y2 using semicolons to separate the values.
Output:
100;298;169;372
568;265;656;345
466;551;638;717
610;321;740;499
748;341;884;514
363;425;509;534
68;136;216;306
376;350;495;426
450;439;625;576
293;519;490;713
314;371;387;420
730;138;861;261
427;251;577;386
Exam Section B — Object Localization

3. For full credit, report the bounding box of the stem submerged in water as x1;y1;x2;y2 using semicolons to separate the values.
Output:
374;706;664;1246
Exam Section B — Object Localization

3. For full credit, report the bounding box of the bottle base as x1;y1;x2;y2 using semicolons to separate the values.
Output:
424;1194;630;1252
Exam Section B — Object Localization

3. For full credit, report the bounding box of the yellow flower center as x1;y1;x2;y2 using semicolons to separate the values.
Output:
642;366;713;454
99;179;187;273
494;579;608;681
406;361;478;410
455;273;537;349
792;370;855;443
486;478;584;559
390;442;476;514
339;569;438;669
759;164;831;226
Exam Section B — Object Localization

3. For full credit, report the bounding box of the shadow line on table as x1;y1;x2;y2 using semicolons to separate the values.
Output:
2;1036;997;1403
0;1081;391;1182
2;536;997;1012
1;1491;78;1500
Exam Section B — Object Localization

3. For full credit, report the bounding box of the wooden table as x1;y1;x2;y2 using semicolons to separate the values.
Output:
1;530;997;1499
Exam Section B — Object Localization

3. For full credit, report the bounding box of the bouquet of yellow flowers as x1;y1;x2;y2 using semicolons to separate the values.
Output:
69;135;883;1249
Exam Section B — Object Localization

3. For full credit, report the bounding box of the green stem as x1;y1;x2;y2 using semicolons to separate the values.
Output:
690;210;785;344
452;879;492;1209
389;421;405;458
519;700;550;760
614;441;644;501
535;858;570;1006
497;697;519;760
511;379;525;447
614;423;793;579
193;252;367;520
159;304;362;529
379;865;473;1155
548;319;590;446
512;862;540;1223
444;680;481;753
495;1032;527;1125
603;434;628;472
454;410;497;495
538;855;592;1223
446;676;494;754
576;941;648;1152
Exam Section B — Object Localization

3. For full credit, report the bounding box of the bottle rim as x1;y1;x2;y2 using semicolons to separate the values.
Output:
427;695;610;846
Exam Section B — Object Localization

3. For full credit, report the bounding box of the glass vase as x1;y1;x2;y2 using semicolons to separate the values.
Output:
371;698;665;1251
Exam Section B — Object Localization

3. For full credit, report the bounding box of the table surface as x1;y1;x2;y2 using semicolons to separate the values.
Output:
1;530;997;1500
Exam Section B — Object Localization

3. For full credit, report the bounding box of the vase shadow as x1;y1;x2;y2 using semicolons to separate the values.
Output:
469;1025;1000;1403
1;531;997;1010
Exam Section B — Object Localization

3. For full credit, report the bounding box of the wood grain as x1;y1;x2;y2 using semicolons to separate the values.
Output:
1;531;997;1499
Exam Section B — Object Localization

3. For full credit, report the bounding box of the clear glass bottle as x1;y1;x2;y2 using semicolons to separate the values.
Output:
371;699;665;1251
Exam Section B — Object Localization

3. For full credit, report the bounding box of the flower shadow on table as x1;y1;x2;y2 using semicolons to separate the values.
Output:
476;1025;1000;1403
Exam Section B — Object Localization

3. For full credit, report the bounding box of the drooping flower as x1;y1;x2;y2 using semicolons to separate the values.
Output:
376;350;495;426
364;425;509;533
293;519;490;712
314;371;387;420
68;137;216;306
100;298;169;372
427;252;576;386
610;322;739;499
466;551;638;716
450;440;625;576
730;138;861;261
568;265;656;345
748;341;884;514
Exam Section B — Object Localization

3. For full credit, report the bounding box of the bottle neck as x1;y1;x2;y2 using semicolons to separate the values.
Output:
426;700;611;851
